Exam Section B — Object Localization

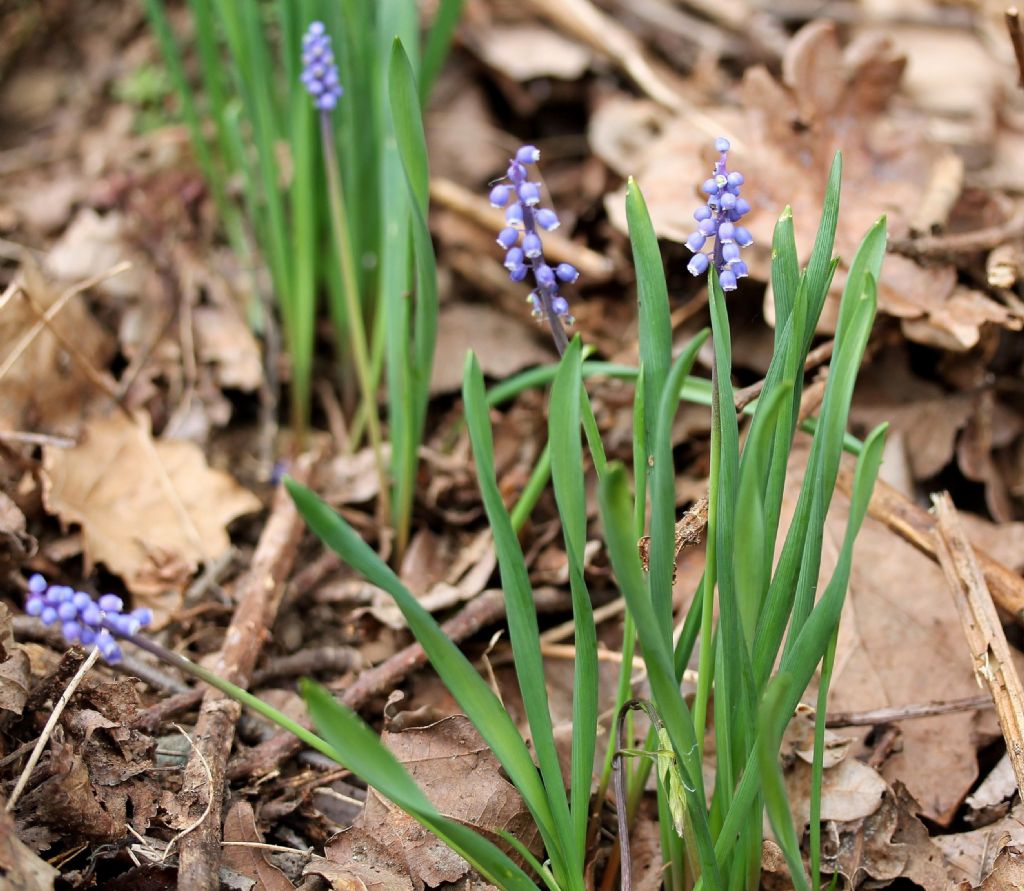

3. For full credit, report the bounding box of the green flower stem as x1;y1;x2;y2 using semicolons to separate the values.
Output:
510;442;552;532
320;112;389;522
122;631;346;766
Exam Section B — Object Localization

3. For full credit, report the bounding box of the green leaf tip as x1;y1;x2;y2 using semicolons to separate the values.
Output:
779;205;793;222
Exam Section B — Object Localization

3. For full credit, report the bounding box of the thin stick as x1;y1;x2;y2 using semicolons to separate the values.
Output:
1007;8;1024;89
175;455;314;889
933;492;1024;797
825;694;992;727
161;724;214;861
6;647;101;812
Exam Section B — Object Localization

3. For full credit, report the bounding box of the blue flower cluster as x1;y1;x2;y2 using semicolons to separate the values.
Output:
300;22;343;112
685;137;752;292
490;146;579;325
25;574;153;664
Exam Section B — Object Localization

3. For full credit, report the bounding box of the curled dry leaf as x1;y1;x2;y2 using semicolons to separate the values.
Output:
467;23;592;82
41;412;260;612
590;20;1017;350
937;801;1024;886
0;603;31;716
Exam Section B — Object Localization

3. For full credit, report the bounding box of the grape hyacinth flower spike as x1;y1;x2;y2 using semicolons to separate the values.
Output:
25;574;152;664
300;21;343;111
491;146;579;354
685;137;752;292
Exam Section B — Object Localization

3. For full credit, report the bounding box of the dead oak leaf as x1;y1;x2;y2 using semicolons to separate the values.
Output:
222;801;293;891
41;412;259;610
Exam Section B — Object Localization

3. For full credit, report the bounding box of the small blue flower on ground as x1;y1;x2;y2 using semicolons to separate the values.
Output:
25;574;153;664
685;137;752;291
490;145;578;329
301;22;343;112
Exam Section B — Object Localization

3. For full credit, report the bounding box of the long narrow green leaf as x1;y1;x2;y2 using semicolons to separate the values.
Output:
549;337;598;867
462;353;575;882
301;681;539;890
626;177;672;463
770;206;799;337
599;463;721;889
420;0;465;102
284;478;560;851
648;331;710;637
802;153;843;349
758;675;811;891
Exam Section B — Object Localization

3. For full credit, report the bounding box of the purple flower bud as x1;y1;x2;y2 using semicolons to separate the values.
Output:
720;192;737;211
733;261;749;279
734;227;753;247
698;218;717;237
62;621;82;642
497;227;519;249
715;137;730;153
516;145;541;165
517;182;541;206
535;265;555;287
132;608;154;627
73;592;92;610
551;296;569;317
40;607;57;626
523;233;543;259
694;206;712;222
702;178;719;195
28;574;46;594
509;265;528;282
685;232;707;252
96;630;121;664
723;243;741;264
720;269;738;291
687;253;710;276
82;604;102;626
555;263;579;283
79;627;97;646
727;172;744;188
505;204;524;227
718;222;736;243
490;185;512;208
99;594;123;613
505;247;525;269
734;198;751;216
25;597;43;617
57;601;77;621
300;22;344;112
534;209;560;231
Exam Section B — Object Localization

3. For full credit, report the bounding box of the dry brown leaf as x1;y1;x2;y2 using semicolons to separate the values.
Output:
429;303;553;396
825;782;949;889
192;305;262;392
975;847;1024;890
468;23;592;81
781;440;981;825
0;806;59;891
0;603;31;716
44;209;145;300
936;802;1024;886
0;259;115;434
41;412;260;608
590;20;1017;350
222;801;294;891
306;828;415;891
358;715;542;887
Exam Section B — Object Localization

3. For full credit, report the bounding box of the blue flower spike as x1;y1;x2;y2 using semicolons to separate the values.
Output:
685;137;752;291
300;21;343;112
26;574;153;664
491;145;577;353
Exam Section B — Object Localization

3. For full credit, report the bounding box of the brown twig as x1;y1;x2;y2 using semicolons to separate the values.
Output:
933;492;1024;797
1007;8;1024;89
175;455;314;891
825;694;992;728
733;339;835;412
836;467;1024;621
226;586;571;781
890;203;1024;258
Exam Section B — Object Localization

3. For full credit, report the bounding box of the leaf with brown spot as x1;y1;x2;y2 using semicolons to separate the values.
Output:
41;412;260;610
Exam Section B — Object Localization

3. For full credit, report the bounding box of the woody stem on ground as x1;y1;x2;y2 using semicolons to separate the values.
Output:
319;111;390;526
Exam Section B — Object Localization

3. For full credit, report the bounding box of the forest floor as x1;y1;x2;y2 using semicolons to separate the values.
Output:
3;0;1024;889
